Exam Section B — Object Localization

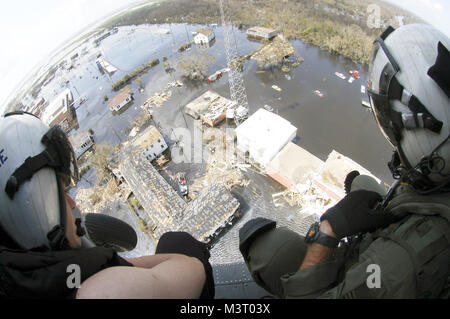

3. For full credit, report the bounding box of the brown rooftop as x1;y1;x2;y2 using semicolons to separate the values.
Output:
197;28;214;37
132;125;163;150
108;88;131;108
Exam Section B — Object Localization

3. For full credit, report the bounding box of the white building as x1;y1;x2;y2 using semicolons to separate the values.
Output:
132;125;168;162
41;89;74;131
194;28;215;45
235;108;297;167
108;88;133;112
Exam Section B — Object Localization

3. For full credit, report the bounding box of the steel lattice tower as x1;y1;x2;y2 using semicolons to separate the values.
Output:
219;0;249;110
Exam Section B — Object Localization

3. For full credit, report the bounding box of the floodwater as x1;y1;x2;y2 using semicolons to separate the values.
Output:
45;23;394;187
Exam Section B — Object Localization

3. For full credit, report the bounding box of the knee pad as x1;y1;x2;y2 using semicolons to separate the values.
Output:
239;218;276;258
156;231;215;299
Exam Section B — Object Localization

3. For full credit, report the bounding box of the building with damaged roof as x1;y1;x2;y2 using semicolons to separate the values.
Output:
185;90;237;127
119;143;240;243
176;184;240;243
131;125;168;162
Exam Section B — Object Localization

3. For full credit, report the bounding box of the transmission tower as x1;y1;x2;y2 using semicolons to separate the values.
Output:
219;0;249;111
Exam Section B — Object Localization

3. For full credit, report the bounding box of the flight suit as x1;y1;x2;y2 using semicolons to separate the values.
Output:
241;176;450;298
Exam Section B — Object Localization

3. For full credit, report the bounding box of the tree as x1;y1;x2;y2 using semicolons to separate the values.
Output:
89;144;113;186
177;52;216;81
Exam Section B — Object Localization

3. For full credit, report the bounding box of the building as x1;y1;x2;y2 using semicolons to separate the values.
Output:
120;145;187;240
185;90;237;127
94;31;112;47
176;184;240;243
194;28;215;45
235;108;297;167
96;57;117;75
108;88;133;112
266;142;323;189
316;150;383;201
119;145;240;243
69;131;94;159
246;27;278;40
131;125;168;162
41;89;75;132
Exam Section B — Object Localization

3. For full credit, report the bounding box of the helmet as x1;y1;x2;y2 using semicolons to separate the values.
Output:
0;112;79;249
368;24;450;192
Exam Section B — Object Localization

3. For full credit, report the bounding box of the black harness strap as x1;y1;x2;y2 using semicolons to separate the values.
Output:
387;70;443;134
5;146;61;199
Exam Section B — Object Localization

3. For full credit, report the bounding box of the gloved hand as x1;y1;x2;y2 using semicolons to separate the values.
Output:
320;190;398;239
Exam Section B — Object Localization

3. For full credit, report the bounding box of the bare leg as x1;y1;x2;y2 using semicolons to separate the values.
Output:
76;254;205;299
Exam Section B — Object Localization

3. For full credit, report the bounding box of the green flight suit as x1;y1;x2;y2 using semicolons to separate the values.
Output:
242;176;450;298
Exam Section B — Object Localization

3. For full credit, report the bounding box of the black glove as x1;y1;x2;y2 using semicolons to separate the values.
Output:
320;190;397;239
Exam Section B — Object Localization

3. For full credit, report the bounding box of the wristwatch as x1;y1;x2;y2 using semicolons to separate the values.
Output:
305;222;340;248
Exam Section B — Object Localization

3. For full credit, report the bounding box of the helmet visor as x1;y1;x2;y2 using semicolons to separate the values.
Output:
368;91;400;147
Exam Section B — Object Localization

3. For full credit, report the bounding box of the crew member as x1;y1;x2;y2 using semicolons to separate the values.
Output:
239;24;450;299
0;112;214;299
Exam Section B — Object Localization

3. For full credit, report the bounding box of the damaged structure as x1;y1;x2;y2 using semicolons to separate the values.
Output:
185;90;237;127
247;27;278;40
266;142;323;189
235;108;297;167
131;125;168;162
119;144;240;244
69;131;94;159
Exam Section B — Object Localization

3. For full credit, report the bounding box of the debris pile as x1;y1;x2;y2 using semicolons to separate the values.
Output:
141;81;183;111
251;35;296;68
272;176;334;217
189;129;250;199
75;181;132;214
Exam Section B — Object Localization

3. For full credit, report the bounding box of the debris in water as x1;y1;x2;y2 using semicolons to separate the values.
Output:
272;85;282;92
263;104;274;112
285;74;292;80
281;65;290;73
349;70;360;79
314;90;324;97
335;72;346;80
361;85;366;94
251;35;296;68
348;77;355;83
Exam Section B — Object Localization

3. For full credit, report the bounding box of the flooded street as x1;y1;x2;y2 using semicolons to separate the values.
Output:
47;23;394;189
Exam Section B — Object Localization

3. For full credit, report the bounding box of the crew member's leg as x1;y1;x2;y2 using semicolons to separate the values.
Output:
241;226;307;298
155;232;215;299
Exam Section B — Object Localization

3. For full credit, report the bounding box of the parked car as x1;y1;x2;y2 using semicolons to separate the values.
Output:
177;173;188;196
